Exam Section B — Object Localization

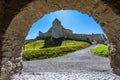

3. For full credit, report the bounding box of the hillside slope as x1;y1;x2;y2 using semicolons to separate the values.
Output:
23;40;90;61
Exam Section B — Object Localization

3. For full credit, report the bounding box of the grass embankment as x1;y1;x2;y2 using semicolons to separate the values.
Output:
23;40;90;61
90;44;108;57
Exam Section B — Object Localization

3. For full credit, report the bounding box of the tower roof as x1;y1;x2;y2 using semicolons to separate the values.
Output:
53;18;61;25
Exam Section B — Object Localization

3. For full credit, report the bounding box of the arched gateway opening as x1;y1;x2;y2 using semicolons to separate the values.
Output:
0;0;120;80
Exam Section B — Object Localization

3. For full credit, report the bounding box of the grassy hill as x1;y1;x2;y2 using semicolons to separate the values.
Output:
90;44;108;57
22;40;90;61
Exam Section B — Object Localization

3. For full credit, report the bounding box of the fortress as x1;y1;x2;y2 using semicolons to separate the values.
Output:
37;18;107;44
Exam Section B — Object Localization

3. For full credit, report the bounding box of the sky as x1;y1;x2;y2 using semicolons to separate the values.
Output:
26;10;104;40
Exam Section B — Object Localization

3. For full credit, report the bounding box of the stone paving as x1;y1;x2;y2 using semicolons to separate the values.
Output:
12;72;120;80
12;45;120;80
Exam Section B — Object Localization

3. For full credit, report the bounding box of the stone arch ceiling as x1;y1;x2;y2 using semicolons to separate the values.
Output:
4;0;120;38
5;0;120;49
0;0;120;79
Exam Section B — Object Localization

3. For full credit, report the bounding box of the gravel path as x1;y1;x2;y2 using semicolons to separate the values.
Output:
12;45;120;80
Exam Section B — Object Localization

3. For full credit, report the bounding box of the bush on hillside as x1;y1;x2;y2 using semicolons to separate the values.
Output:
43;37;63;48
90;44;108;57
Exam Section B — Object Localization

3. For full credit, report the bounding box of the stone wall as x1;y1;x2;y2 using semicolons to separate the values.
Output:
0;0;120;80
38;19;106;43
38;18;72;39
0;1;5;79
63;29;73;38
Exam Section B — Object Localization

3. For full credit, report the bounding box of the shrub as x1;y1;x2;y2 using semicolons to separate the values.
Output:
90;44;108;57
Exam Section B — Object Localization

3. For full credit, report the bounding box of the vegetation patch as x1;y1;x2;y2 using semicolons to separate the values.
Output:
22;40;90;61
43;37;63;48
90;44;108;57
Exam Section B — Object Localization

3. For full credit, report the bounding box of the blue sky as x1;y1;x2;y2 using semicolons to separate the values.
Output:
26;10;104;40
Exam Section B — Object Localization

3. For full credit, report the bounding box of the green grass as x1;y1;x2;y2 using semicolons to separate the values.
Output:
90;44;108;57
22;40;90;61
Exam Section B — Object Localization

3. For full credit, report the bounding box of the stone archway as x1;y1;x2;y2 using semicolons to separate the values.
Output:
0;0;120;80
